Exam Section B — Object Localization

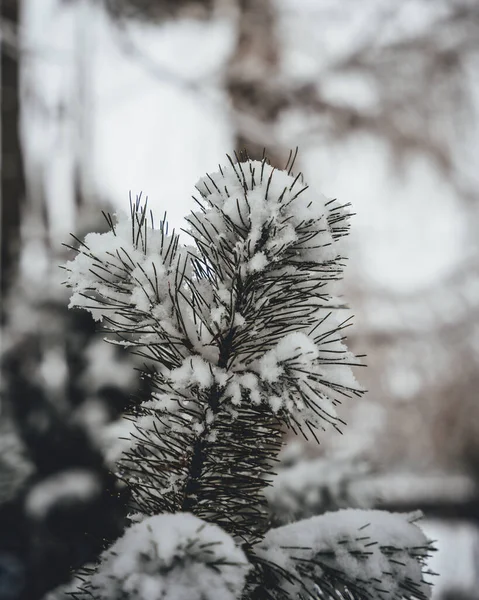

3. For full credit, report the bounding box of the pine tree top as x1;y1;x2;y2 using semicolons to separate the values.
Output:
60;153;433;600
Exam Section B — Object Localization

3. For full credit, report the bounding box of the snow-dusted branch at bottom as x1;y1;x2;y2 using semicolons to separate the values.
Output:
251;509;434;600
86;513;250;600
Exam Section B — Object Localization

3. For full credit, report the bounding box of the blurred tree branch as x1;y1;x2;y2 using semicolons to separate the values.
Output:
227;0;479;190
81;0;479;186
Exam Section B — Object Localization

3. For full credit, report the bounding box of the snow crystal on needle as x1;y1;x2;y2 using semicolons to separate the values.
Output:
91;513;250;600
257;333;317;384
169;356;214;389
254;509;432;600
247;252;268;273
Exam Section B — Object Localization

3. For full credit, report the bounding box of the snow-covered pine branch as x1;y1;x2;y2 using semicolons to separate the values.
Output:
88;513;250;600
251;509;434;600
63;153;433;600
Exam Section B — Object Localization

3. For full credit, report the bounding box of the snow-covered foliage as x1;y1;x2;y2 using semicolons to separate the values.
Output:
65;158;361;434
66;206;186;327
252;509;434;600
63;154;433;600
89;513;250;600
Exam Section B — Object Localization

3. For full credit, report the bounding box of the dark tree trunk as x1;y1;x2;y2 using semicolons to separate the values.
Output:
226;0;286;167
1;0;26;323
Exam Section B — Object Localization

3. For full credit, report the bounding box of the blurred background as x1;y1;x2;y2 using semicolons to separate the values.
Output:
2;0;479;598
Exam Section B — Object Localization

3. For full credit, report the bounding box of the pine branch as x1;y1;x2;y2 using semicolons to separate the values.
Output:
61;153;399;599
78;513;251;600
248;509;435;600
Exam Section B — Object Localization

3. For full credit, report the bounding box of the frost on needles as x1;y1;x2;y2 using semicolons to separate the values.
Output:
63;153;434;600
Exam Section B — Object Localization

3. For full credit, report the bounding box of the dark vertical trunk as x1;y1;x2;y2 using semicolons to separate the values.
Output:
1;0;26;323
226;0;286;167
73;0;91;218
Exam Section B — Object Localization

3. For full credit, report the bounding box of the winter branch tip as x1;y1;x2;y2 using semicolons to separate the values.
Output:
61;153;434;600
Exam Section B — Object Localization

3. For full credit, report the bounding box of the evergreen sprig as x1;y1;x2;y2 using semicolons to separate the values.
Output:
61;153;433;600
